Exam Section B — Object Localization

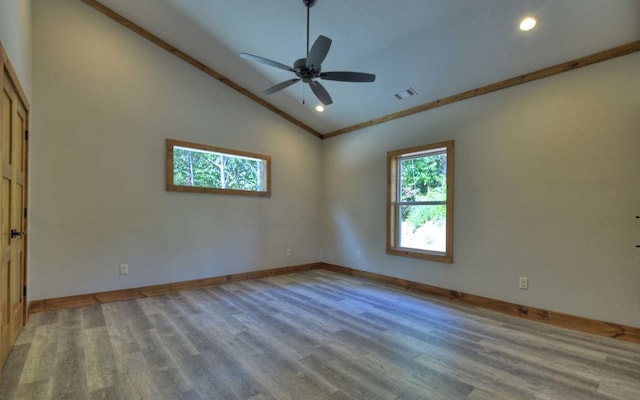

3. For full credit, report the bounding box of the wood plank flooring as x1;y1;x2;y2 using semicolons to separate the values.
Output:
2;270;639;399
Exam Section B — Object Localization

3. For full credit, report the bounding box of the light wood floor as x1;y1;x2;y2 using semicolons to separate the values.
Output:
2;270;639;400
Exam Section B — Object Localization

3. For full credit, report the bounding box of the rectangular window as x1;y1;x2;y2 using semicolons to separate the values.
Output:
166;139;271;197
387;140;453;263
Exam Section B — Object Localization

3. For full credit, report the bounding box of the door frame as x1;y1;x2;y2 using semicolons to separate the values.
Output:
0;41;30;328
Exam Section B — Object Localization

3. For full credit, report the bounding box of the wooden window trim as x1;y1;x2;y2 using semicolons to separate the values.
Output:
386;140;454;263
166;138;271;197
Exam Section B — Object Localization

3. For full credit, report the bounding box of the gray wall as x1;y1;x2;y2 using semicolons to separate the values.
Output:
30;0;322;299
0;0;31;98
22;0;640;329
322;52;640;327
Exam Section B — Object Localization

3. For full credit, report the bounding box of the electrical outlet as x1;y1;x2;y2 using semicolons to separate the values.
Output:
286;248;291;257
119;264;128;275
519;277;528;290
356;251;361;259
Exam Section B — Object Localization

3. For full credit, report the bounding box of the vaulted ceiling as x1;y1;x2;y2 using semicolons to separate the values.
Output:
90;0;640;137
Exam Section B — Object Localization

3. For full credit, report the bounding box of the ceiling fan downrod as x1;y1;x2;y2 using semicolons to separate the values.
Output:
303;0;317;57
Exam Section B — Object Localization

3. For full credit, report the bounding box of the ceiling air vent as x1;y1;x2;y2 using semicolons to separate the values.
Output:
394;87;418;100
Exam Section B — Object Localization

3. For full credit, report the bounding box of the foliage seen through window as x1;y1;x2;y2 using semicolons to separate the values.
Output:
387;141;453;263
166;139;271;197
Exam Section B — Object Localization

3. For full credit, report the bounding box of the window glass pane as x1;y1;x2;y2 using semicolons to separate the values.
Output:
173;146;264;191
399;205;447;252
399;152;447;202
388;140;453;262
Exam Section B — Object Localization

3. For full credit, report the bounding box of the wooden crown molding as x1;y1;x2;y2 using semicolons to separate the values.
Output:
323;40;640;139
78;1;639;140
79;0;322;139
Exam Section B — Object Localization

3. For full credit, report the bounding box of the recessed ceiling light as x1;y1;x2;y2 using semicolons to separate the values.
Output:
315;105;325;112
519;16;538;31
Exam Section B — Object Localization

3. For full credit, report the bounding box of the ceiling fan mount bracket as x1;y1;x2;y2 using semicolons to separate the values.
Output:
302;0;317;8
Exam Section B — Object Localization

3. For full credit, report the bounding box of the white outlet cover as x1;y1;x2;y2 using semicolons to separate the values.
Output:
519;277;528;290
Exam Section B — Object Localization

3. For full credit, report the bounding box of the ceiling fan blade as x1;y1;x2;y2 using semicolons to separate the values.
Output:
320;71;376;82
240;53;294;72
262;79;301;95
306;35;332;70
308;80;333;105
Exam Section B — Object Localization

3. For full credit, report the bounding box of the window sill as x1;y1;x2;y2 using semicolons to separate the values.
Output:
386;247;453;264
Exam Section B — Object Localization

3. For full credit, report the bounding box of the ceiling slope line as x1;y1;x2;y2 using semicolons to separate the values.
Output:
79;0;323;139
323;39;640;139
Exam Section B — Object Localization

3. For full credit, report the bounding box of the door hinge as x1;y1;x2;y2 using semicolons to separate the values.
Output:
25;130;28;141
24;208;27;219
23;286;26;297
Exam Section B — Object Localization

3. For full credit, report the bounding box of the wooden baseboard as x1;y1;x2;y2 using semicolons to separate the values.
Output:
319;263;640;344
28;260;640;344
28;263;322;314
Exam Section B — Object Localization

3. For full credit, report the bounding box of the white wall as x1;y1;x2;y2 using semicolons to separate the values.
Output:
30;0;322;300
0;0;32;98
322;53;640;328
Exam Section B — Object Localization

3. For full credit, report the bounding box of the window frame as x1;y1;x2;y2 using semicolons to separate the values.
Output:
166;138;271;197
386;140;454;263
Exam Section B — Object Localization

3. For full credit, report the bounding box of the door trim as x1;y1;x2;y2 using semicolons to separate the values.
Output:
0;41;30;328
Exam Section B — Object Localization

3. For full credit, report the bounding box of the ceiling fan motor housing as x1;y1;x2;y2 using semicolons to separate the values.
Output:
294;58;321;83
302;0;317;8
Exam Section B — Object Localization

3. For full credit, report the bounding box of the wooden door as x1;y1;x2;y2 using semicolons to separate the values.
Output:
0;46;29;370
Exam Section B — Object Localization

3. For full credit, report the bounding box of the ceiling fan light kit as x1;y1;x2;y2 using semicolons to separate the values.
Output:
239;0;376;107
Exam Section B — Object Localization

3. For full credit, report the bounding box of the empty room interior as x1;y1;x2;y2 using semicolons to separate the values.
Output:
1;0;639;399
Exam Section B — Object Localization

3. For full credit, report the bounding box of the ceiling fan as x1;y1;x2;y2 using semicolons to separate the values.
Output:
240;0;376;106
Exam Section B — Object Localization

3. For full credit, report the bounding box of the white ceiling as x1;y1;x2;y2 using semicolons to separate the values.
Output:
95;0;640;135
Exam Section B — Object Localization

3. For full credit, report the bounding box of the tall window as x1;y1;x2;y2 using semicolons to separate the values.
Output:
166;139;271;197
387;140;453;263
